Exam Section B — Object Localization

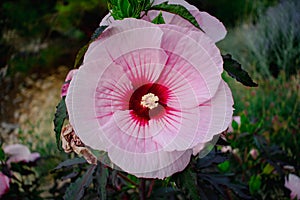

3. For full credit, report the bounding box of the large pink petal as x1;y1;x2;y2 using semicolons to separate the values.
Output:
86;18;164;63
93;109;192;179
66;62;111;150
206;81;233;138
159;24;223;102
100;110;163;152
96;96;195;155
191;11;227;43
145;0;226;42
152;107;201;151
133;149;191;178
107;48;168;88
192;81;234;153
155;80;233;152
107;143;192;178
156;53;214;108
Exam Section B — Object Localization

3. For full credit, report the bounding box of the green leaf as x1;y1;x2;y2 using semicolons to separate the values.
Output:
218;160;230;172
52;157;86;171
177;168;200;200
95;164;109;200
232;120;239;131
74;43;90;69
151;12;165;24
222;54;258;87
64;165;96;200
108;0;132;19
0;147;5;161
150;2;204;32
249;175;261;194
262;163;275;175
118;0;131;17
108;0;152;19
53;98;68;151
128;0;137;7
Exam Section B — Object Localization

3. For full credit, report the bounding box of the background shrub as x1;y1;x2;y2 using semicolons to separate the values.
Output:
220;0;300;79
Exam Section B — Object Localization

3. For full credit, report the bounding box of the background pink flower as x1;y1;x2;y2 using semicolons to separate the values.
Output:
66;18;233;178
285;174;300;199
0;172;10;198
4;144;40;165
100;0;226;43
249;148;259;160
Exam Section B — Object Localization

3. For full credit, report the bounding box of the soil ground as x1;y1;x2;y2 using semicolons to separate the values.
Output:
0;66;69;149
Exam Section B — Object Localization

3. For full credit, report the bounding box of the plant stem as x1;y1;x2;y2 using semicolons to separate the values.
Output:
147;179;155;198
139;179;146;200
117;172;138;187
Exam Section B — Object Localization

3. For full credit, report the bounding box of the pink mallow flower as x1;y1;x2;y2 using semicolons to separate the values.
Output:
65;18;233;179
100;0;227;43
249;148;259;160
285;174;300;199
0;172;10;198
4;144;40;165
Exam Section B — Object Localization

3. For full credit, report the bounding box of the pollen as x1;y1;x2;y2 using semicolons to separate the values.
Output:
140;93;159;109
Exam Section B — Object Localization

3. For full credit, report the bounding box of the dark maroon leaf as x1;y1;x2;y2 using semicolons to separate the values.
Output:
223;54;258;87
53;157;86;171
53;98;67;151
64;165;96;200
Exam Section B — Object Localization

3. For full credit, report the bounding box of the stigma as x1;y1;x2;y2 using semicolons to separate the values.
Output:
140;93;159;109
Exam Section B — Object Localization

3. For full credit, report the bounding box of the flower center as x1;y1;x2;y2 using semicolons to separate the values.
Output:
129;83;170;126
140;93;159;109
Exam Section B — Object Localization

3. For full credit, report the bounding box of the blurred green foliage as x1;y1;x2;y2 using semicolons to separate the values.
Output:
189;0;278;27
223;71;300;199
0;0;107;75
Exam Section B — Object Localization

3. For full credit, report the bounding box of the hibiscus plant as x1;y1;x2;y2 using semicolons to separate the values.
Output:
53;0;258;199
